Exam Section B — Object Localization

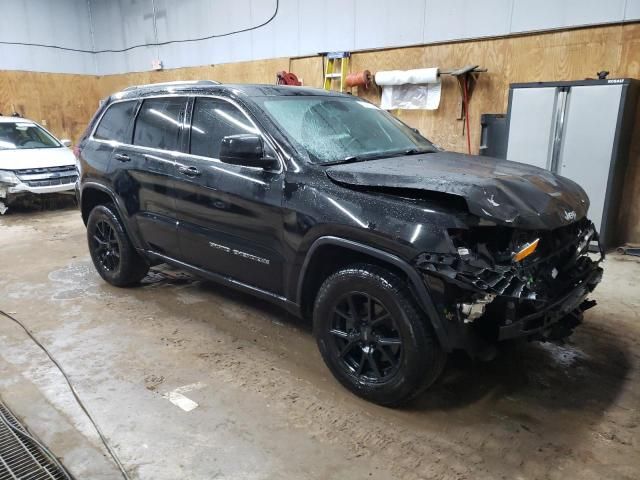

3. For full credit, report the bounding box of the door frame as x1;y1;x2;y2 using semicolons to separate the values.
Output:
182;94;286;173
172;93;288;294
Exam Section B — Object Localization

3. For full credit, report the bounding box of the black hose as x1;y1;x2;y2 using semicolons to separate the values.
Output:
0;310;130;480
0;0;279;55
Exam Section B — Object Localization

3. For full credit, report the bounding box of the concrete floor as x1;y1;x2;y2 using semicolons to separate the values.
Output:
0;207;639;480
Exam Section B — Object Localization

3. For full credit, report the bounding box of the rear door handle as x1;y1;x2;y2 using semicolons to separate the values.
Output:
178;165;201;177
114;153;130;162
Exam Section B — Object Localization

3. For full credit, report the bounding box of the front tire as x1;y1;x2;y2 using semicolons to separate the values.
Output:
87;204;149;287
313;264;446;407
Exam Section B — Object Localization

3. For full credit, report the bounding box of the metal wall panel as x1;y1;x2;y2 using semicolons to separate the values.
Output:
510;0;627;33
154;0;217;67
202;0;254;64
423;0;511;43
89;0;638;74
323;0;356;52
250;0;300;61
355;0;426;50
625;0;640;20
297;0;327;56
92;0;157;74
1;0;638;74
0;0;94;73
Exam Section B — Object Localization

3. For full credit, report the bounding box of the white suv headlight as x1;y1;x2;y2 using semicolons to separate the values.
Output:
0;170;19;185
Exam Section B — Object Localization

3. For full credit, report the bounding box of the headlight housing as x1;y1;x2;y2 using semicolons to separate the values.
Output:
0;170;19;185
513;238;540;262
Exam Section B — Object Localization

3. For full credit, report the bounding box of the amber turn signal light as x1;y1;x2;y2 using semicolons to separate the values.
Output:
513;238;539;262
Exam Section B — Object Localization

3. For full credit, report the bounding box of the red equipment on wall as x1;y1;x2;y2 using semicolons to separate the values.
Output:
276;71;302;86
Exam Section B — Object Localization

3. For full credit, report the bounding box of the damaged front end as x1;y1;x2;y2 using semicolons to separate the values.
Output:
0;169;19;214
0;167;78;214
415;217;603;355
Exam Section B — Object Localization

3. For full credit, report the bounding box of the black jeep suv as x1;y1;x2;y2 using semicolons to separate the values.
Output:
76;80;603;406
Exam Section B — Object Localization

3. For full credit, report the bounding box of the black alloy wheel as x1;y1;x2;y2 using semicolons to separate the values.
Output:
87;204;149;287
314;264;446;406
91;219;121;272
329;292;403;382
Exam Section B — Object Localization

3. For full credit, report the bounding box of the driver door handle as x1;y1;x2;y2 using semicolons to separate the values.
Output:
114;153;130;162
178;165;201;177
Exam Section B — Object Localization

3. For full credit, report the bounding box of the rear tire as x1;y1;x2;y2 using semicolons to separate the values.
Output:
87;204;149;287
313;264;446;407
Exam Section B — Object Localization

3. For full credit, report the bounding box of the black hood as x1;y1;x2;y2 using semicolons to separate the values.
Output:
326;152;589;230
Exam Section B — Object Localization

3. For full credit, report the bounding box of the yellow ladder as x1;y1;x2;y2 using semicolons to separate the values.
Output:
324;52;350;92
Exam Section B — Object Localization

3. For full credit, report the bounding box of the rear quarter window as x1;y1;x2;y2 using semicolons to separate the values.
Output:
94;100;137;143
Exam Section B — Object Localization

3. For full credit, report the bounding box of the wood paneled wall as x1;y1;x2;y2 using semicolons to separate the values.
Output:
292;23;640;154
0;71;100;142
0;59;290;144
95;58;290;100
1;23;639;243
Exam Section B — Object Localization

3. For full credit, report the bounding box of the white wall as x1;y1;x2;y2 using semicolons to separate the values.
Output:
91;0;640;75
1;0;639;75
0;0;95;74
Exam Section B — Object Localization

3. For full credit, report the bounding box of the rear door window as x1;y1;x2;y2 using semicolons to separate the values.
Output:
190;97;258;159
133;97;187;151
94;100;137;143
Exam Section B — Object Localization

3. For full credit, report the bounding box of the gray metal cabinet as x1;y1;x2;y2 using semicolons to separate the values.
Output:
505;79;639;249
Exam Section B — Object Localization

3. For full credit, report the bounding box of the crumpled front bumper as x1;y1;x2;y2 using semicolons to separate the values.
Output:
1;180;76;214
1;165;78;201
414;219;604;344
497;263;602;340
2;181;76;196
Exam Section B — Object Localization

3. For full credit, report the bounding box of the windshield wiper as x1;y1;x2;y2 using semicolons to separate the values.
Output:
320;147;435;166
396;147;435;156
320;153;382;166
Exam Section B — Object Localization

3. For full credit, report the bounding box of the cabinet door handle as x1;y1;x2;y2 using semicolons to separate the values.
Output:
114;153;130;162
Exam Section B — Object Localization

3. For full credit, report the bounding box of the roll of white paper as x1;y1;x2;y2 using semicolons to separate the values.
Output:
375;68;440;86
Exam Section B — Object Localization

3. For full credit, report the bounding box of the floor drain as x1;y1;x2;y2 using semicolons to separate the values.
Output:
0;400;71;480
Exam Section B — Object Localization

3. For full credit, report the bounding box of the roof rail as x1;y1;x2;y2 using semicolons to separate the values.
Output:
122;80;221;91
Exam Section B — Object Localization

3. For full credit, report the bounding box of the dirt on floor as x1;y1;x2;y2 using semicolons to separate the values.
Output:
0;207;639;480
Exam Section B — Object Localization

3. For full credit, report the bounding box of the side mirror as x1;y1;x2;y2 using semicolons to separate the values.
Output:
61;139;72;147
219;134;278;169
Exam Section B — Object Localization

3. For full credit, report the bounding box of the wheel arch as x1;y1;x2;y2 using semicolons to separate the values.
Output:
80;182;143;250
296;236;451;351
80;183;116;225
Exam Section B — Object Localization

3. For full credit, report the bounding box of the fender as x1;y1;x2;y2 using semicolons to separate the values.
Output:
80;181;145;251
296;236;451;351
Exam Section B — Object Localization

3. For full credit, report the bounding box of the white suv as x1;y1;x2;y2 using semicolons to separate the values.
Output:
0;116;77;214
